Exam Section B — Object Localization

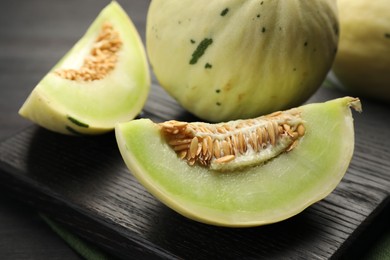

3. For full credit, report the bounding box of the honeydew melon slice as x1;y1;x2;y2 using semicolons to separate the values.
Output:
19;1;150;135
115;97;361;227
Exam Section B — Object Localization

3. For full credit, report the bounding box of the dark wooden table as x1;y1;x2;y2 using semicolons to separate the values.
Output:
1;1;389;259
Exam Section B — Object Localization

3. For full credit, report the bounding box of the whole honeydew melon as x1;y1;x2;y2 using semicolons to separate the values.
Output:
115;97;361;227
147;0;339;122
332;0;390;102
19;2;150;135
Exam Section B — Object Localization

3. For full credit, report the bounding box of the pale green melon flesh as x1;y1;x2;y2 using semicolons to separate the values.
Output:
19;1;150;135
115;97;360;227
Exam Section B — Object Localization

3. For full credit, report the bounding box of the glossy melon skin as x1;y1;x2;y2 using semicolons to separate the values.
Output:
19;1;150;135
147;0;339;122
115;97;361;227
332;0;390;102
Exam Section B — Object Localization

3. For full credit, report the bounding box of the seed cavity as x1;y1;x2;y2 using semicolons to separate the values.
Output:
159;109;306;171
54;22;122;81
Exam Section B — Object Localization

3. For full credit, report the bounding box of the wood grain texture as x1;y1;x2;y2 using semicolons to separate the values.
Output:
0;0;389;259
0;85;389;259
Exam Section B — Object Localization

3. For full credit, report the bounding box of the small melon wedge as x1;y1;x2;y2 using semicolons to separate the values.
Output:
115;97;361;227
19;1;150;135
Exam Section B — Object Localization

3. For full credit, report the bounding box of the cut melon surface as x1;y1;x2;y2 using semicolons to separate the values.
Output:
115;97;361;227
19;1;150;135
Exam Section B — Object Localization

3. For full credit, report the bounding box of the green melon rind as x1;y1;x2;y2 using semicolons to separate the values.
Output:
115;97;360;227
19;1;150;135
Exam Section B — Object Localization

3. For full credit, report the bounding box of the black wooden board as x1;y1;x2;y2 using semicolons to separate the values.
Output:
0;84;389;260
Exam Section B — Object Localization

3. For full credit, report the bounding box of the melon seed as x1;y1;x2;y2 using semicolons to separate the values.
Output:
54;22;123;81
159;109;306;171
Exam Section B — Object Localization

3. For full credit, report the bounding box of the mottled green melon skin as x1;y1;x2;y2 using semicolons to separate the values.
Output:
332;0;390;102
147;0;339;122
115;97;359;227
19;1;150;135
